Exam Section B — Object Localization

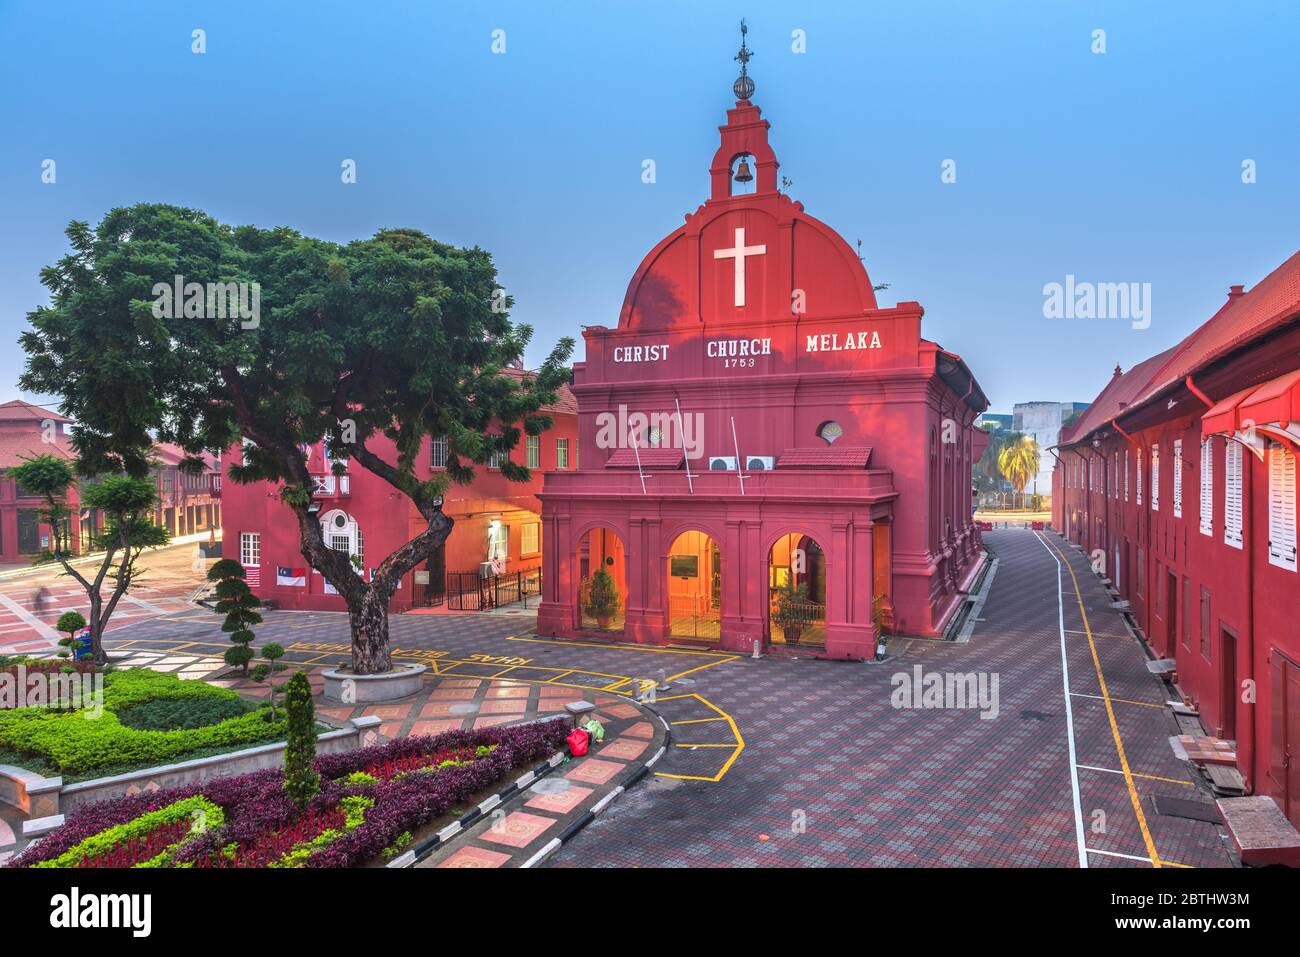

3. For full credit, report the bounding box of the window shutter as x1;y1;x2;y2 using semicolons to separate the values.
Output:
1173;439;1183;518
1267;442;1297;572
1225;439;1243;549
1199;437;1213;536
1124;449;1129;501
1137;449;1143;506
1153;443;1162;510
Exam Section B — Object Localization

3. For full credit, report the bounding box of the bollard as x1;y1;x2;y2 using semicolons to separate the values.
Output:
752;639;762;660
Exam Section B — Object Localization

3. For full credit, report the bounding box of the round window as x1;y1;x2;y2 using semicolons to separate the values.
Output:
818;421;843;445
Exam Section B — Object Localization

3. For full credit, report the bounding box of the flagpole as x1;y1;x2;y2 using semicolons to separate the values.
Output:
675;397;694;494
731;416;747;495
629;420;647;495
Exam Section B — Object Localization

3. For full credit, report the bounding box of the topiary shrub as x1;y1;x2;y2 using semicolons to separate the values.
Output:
282;671;320;809
207;558;263;674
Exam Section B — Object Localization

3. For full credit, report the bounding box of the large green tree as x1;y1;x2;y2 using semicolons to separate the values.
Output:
21;204;573;674
6;455;169;664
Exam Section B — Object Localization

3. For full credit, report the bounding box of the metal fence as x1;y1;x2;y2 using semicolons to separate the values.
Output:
445;569;543;611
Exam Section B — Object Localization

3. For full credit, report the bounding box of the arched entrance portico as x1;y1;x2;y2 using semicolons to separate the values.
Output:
665;529;721;640
577;525;626;633
767;531;827;648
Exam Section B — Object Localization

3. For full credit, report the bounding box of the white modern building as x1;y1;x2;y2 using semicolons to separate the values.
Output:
1012;401;1089;498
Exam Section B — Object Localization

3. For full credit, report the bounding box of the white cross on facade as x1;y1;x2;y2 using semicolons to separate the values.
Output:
713;227;767;307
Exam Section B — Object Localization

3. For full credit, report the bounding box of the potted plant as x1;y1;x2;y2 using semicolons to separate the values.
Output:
872;592;894;660
585;569;620;630
773;580;810;644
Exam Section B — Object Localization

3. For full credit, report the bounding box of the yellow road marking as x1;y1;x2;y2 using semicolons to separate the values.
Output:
651;692;744;783
1041;533;1163;868
672;717;728;725
507;634;733;658
1071;692;1167;710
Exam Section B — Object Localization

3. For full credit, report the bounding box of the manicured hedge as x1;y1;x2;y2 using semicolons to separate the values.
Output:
9;718;571;868
0;668;285;775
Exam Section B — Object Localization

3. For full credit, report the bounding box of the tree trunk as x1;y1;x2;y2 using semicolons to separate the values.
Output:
348;588;392;674
88;593;106;666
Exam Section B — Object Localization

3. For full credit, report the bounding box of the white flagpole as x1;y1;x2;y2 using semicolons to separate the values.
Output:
629;420;647;495
731;416;747;495
675;397;694;494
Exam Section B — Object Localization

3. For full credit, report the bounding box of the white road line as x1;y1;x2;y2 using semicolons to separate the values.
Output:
1086;848;1153;864
1034;531;1089;869
1077;764;1127;776
0;591;59;640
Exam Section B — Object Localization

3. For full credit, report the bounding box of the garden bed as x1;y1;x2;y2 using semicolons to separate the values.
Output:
0;667;289;782
8;718;571;868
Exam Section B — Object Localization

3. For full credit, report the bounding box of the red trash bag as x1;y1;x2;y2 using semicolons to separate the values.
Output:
566;727;590;757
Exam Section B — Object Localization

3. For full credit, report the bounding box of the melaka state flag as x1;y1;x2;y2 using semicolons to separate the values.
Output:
276;566;307;587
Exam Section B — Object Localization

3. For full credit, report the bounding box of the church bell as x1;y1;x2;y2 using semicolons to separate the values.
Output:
733;157;754;183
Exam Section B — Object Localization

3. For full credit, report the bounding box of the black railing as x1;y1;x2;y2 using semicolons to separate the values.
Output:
445;569;543;611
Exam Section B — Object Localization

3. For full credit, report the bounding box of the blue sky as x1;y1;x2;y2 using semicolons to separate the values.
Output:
2;0;1297;413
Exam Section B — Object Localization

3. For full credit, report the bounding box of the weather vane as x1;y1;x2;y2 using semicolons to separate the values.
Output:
733;19;755;100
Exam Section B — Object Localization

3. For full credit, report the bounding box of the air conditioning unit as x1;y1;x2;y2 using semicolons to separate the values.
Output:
478;561;497;579
746;455;774;471
709;456;737;471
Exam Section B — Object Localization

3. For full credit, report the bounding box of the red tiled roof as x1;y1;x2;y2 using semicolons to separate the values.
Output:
0;400;71;423
1133;250;1300;408
499;367;577;417
605;447;685;468
0;433;75;469
777;447;873;468
1059;348;1177;445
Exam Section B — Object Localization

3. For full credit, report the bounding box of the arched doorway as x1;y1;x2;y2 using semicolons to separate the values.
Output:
577;526;626;632
666;529;721;639
768;532;826;648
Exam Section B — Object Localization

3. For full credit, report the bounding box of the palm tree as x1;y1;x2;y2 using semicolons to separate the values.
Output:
998;437;1041;510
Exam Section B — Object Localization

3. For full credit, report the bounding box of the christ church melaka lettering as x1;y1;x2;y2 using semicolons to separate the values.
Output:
804;330;882;353
612;344;670;363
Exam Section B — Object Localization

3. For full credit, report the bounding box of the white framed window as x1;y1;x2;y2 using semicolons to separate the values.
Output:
430;436;448;470
1137;449;1143;506
556;438;570;469
526;434;540;470
521;522;539;555
1199;437;1213;536
1172;439;1183;518
1150;444;1160;511
1267;441;1297;572
487;522;508;571
239;532;260;567
488;447;505;469
1225;439;1243;549
1124;448;1129;501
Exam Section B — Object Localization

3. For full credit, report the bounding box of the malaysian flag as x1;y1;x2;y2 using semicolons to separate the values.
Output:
277;566;307;587
245;566;261;588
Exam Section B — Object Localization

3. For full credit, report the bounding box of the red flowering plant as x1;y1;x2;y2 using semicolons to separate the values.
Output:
10;718;570;869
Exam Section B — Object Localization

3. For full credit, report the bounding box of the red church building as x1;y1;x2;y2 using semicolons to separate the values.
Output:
221;369;578;612
535;53;989;660
1054;250;1300;828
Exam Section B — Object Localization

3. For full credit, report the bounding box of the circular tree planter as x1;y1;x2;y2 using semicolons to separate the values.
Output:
322;664;427;704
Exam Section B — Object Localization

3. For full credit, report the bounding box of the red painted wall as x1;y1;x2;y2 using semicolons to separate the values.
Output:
220;413;578;613
536;97;988;660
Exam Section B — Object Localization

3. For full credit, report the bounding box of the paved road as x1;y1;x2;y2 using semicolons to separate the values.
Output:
0;541;212;656
100;529;1234;867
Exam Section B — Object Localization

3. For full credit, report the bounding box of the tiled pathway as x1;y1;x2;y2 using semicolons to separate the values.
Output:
419;698;665;868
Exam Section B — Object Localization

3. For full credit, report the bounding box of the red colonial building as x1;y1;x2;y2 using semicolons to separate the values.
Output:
1054;250;1300;827
535;67;989;660
221;371;578;612
151;443;222;539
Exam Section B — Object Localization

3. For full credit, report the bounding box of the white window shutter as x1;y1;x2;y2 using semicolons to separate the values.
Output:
1153;444;1162;510
1124;449;1129;501
1137;449;1144;506
1199;436;1213;536
1225;439;1243;549
1173;439;1183;518
1267;442;1297;572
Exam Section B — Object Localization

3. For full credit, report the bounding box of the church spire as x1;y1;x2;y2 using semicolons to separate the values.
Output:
733;19;755;101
